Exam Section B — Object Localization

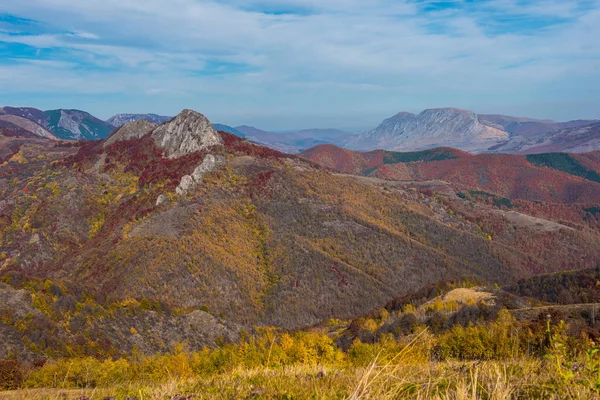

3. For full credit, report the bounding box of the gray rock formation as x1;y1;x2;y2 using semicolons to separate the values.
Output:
176;154;225;195
176;175;196;196
344;108;509;153
191;154;224;181
155;194;169;206
104;120;158;147
151;109;222;158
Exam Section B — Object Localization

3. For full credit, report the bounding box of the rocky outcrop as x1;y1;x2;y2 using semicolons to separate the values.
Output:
151;109;222;158
176;175;196;196
176;154;225;195
155;194;169;206
344;108;509;153
104;120;158;147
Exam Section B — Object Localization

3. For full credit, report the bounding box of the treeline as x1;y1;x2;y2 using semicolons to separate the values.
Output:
2;311;598;391
507;267;600;305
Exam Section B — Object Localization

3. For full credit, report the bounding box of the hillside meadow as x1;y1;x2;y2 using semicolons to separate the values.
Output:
3;308;600;399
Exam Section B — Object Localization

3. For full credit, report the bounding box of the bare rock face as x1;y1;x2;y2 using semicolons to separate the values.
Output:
176;154;226;195
191;154;225;181
151;109;222;158
104;120;158;147
155;194;169;206
344;108;509;153
176;175;196;196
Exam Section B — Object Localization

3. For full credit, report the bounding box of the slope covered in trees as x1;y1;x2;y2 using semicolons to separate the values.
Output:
2;110;600;364
301;145;600;211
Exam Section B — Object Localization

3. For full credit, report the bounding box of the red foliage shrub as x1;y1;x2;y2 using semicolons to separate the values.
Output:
62;141;104;169
218;131;288;159
104;136;209;189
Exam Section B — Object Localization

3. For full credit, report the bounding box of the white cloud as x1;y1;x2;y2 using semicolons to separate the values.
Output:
1;0;599;125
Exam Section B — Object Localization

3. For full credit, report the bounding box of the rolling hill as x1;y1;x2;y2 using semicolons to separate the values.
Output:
0;115;57;140
301;144;600;205
2;109;600;361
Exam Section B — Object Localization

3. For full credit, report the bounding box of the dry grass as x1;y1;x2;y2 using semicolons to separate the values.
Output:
3;323;600;399
2;358;600;400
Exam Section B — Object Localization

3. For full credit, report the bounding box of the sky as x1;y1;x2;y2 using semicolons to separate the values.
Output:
1;0;599;130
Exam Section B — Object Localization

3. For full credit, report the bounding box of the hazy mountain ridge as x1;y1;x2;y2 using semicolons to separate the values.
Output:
492;122;600;154
0;107;114;140
6;104;600;154
479;114;598;138
344;108;509;153
212;124;246;138
43;109;114;140
107;113;172;127
342;108;600;154
0;114;57;140
236;125;355;153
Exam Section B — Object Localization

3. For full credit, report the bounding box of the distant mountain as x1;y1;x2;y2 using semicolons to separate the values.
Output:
0;106;46;122
280;128;353;141
236;125;355;153
1;106;114;140
0;119;40;139
491;122;600;154
235;125;285;143
213;124;245;138
107;113;172;128
0;113;57;139
344;108;509;153
43;109;114;140
480;114;598;138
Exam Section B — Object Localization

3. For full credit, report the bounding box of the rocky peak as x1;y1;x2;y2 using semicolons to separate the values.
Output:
151;109;222;158
344;107;509;153
104;120;158;147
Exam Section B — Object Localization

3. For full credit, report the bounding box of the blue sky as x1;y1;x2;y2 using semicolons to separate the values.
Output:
1;0;599;130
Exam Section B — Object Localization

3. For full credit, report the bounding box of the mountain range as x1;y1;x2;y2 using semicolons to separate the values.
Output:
344;108;599;154
106;113;172;127
0;107;113;141
2;108;600;361
3;105;599;156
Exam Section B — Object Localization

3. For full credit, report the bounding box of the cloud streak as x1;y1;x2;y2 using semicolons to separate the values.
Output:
0;0;599;127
